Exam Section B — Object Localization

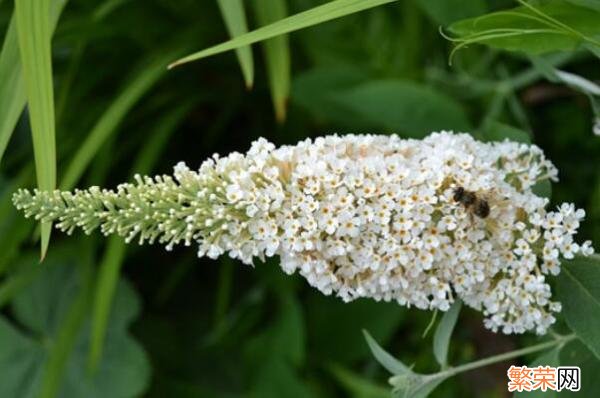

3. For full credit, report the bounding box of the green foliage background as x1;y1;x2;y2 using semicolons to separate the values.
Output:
0;0;599;397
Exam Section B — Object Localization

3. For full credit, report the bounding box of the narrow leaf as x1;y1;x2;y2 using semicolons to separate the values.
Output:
363;329;411;375
0;0;67;164
169;0;398;68
88;105;192;371
60;48;184;190
433;300;462;368
88;236;127;372
557;255;600;359
15;0;57;259
217;0;254;88
252;0;291;122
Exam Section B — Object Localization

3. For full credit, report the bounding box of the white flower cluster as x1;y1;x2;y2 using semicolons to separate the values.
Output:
13;132;594;335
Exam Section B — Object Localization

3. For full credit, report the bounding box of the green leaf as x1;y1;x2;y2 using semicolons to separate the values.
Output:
169;0;398;68
0;0;67;164
433;300;461;369
291;65;373;129
530;55;600;96
217;0;254;88
396;375;449;398
249;355;313;398
88;237;127;371
88;105;192;371
60;48;184;190
245;292;305;366
0;317;44;398
565;0;600;11
252;0;291;122
412;0;486;25
532;179;552;199
15;0;58;259
330;364;390;398
363;330;411;375
557;255;600;360
0;246;150;398
480;121;532;144
559;340;600;397
331;80;471;137
448;1;600;56
0;253;42;309
307;293;405;362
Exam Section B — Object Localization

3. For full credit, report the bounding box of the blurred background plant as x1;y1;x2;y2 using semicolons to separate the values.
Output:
0;0;599;397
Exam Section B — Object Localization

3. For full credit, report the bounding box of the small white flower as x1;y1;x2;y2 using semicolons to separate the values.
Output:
581;240;595;256
14;132;594;336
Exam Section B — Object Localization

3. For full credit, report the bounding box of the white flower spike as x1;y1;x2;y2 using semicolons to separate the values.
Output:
13;132;594;335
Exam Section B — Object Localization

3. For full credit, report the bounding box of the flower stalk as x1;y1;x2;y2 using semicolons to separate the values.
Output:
13;133;595;334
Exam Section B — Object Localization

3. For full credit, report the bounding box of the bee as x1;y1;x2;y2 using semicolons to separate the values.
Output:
453;186;490;218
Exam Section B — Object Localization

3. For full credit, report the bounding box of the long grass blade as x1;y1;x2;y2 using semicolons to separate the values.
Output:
15;0;58;260
0;0;67;163
217;0;254;88
88;104;193;371
252;0;291;122
169;0;398;68
60;48;185;190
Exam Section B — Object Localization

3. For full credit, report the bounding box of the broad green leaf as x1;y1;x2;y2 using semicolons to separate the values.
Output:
559;340;600;397
217;0;254;88
0;0;67;164
15;0;58;258
38;256;94;398
481;121;532;144
291;65;373;130
330;364;390;398
169;0;398;68
0;317;44;398
412;0;486;25
60;47;185;190
557;255;600;359
565;0;600;11
89;105;192;371
448;1;600;56
252;0;291;122
331;80;471;137
363;330;411;375
0;247;149;398
433;300;461;368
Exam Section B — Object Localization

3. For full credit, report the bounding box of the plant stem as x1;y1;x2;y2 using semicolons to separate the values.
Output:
390;334;576;386
441;334;575;378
